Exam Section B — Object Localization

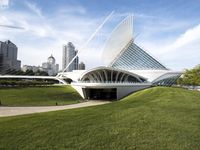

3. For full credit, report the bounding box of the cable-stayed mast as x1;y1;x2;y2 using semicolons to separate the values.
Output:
62;11;114;73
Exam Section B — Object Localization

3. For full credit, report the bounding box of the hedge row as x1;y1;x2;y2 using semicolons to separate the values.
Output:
0;80;56;87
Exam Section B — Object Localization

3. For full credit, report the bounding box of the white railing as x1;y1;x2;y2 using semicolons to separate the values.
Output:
73;81;150;85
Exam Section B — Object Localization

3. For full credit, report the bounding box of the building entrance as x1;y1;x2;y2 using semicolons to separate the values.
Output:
83;88;117;100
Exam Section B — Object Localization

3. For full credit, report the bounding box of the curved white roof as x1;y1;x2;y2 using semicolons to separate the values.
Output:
102;15;133;66
79;66;147;82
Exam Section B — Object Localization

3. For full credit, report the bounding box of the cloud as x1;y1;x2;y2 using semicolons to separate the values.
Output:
0;0;9;9
138;23;200;70
0;1;107;69
2;1;198;71
0;24;25;29
172;24;200;48
156;23;200;56
161;24;200;70
58;5;86;14
25;1;43;18
0;15;13;25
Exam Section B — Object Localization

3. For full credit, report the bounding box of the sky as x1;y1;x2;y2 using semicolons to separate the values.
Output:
0;0;200;71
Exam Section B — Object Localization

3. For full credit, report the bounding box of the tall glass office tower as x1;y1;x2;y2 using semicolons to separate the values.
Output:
62;42;79;72
0;40;21;74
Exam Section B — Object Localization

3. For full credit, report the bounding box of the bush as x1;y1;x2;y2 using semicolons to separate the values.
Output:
0;79;56;87
178;64;200;86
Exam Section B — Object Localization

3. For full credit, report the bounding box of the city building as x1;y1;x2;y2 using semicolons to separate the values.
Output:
0;40;21;73
75;50;79;70
22;55;59;76
62;42;79;72
22;65;40;73
78;62;85;70
57;15;182;100
42;55;59;76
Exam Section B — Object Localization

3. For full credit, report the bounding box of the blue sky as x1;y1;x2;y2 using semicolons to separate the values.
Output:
0;0;200;70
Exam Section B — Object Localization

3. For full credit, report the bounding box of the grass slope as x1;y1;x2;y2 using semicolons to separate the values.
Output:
0;87;200;149
0;85;82;106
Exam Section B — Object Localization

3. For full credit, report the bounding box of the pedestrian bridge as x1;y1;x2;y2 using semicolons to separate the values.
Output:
0;75;67;84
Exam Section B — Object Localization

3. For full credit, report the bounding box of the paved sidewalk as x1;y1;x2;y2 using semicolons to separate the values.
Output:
0;100;110;117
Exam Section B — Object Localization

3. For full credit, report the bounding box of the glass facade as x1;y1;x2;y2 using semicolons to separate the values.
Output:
62;42;79;72
153;75;180;86
80;68;147;83
152;73;181;86
110;41;168;70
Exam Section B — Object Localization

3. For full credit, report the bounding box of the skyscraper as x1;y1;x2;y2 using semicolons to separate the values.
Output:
62;42;79;72
78;62;85;70
0;40;21;73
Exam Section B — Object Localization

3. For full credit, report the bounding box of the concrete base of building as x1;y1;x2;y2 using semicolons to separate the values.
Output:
72;82;152;100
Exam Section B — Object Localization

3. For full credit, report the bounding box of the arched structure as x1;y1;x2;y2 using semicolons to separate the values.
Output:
57;15;182;100
79;67;147;83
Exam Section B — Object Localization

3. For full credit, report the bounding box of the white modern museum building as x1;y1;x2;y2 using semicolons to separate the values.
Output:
58;15;182;100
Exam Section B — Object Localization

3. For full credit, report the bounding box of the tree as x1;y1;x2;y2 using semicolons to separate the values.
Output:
34;70;48;76
24;69;34;75
178;65;200;86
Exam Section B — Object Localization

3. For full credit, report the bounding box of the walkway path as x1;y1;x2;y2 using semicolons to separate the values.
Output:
0;100;110;117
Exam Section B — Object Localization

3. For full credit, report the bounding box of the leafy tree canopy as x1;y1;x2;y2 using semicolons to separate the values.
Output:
178;64;200;86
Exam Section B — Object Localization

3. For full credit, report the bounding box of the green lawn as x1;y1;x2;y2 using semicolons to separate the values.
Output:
0;87;200;149
0;85;83;106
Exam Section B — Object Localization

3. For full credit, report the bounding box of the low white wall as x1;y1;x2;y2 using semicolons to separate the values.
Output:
72;83;151;100
116;85;151;99
72;85;85;98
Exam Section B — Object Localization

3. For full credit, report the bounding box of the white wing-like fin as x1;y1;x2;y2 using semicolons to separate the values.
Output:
102;15;133;66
